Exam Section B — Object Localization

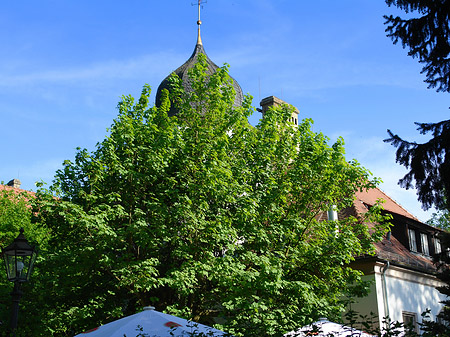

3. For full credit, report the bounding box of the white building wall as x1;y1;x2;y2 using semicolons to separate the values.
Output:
383;263;446;325
347;262;446;330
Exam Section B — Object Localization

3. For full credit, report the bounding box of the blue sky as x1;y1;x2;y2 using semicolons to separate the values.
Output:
1;1;448;222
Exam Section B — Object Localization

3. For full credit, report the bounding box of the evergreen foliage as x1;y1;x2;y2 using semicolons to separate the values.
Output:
384;0;450;211
384;2;450;333
385;119;450;211
384;0;450;92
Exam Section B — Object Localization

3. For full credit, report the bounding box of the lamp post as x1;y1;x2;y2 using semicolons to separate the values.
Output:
2;228;37;336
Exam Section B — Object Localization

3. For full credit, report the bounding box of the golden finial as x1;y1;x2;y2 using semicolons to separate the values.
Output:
193;0;207;45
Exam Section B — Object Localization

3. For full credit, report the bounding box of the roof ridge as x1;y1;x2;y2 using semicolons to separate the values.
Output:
375;186;419;221
356;186;420;222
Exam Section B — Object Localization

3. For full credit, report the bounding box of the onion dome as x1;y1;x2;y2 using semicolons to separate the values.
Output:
155;20;244;116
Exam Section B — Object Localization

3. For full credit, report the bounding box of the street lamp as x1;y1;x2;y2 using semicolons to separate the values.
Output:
2;228;37;335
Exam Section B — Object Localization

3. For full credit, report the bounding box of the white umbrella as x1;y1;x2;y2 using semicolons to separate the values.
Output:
74;306;229;337
284;318;374;337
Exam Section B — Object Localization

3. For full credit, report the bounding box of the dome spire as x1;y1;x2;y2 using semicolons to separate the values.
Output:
155;0;244;115
195;0;206;45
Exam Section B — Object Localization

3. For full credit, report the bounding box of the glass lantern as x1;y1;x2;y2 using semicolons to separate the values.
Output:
2;228;37;282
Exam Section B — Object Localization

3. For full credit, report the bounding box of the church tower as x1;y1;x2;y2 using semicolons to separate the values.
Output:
260;96;300;126
155;1;244;116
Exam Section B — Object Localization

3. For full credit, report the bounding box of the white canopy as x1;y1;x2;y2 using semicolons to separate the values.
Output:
284;318;374;337
74;306;228;337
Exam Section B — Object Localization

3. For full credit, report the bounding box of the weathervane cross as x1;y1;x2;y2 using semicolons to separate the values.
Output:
192;0;207;45
192;0;207;26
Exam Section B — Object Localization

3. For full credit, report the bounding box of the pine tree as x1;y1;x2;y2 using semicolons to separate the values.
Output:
384;1;450;333
385;119;450;211
384;0;450;92
383;0;450;211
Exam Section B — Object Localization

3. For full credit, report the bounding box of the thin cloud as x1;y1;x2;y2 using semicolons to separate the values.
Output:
0;52;184;87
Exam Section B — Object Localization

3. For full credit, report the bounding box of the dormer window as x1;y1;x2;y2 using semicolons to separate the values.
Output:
420;233;430;256
435;237;442;254
408;228;417;252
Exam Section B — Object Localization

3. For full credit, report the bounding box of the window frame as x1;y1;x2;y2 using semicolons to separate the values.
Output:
402;311;418;334
435;237;442;255
420;232;430;256
408;228;417;252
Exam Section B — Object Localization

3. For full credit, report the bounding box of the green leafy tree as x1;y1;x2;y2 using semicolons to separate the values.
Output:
0;188;32;334
427;208;450;230
31;55;388;337
0;188;49;337
0;189;33;247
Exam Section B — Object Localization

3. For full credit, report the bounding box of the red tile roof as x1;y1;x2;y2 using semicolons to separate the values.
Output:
352;187;438;273
355;187;419;221
0;184;34;194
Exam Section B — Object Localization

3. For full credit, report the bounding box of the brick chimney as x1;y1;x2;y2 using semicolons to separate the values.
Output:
7;179;22;189
259;96;299;125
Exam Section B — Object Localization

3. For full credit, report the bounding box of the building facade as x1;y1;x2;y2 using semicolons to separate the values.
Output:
348;188;446;331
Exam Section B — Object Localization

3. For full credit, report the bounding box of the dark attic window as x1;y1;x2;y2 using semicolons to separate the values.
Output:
434;237;442;255
408;228;418;252
408;226;433;256
420;232;430;256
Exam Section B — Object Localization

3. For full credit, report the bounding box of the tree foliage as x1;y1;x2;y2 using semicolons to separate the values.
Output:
28;55;388;337
0;188;33;332
384;2;450;333
427;208;450;230
0;188;49;337
384;0;450;92
0;189;33;247
385;119;450;211
383;0;450;211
